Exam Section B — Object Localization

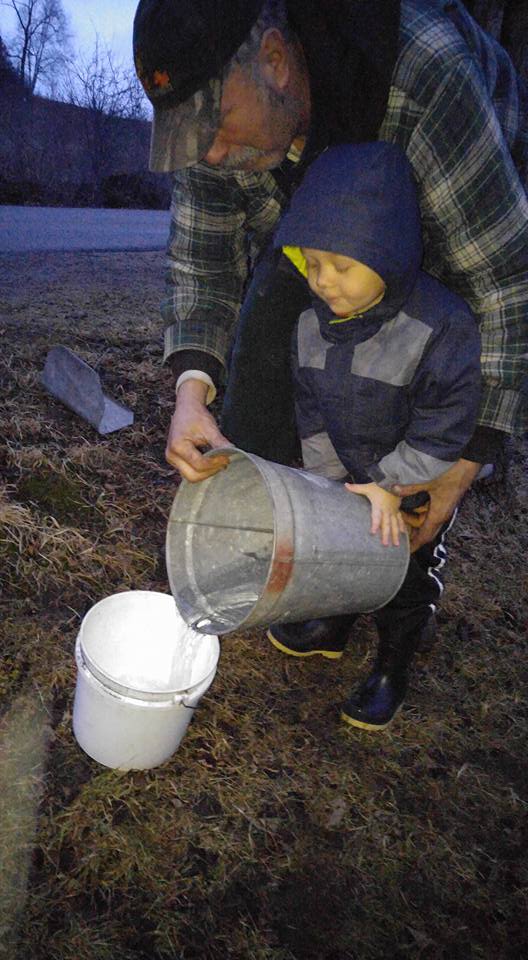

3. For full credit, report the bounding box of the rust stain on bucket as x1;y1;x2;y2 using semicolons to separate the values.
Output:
267;539;294;594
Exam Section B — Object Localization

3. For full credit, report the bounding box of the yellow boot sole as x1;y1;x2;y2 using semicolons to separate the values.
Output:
340;704;402;731
267;630;344;659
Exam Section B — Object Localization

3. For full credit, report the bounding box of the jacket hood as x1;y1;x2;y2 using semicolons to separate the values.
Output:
275;142;423;323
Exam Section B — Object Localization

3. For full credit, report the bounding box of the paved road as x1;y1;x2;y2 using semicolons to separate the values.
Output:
0;204;170;253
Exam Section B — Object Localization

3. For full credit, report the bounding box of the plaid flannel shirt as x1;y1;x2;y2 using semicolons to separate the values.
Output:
162;0;528;436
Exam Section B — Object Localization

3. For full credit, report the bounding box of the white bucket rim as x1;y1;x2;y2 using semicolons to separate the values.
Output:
77;590;220;701
75;637;218;703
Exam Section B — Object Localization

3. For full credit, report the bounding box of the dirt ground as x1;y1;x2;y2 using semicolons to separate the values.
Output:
0;250;527;960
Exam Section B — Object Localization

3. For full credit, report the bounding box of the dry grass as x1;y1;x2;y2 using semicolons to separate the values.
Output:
0;250;527;960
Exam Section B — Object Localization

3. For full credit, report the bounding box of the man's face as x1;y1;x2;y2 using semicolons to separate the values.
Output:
202;64;304;172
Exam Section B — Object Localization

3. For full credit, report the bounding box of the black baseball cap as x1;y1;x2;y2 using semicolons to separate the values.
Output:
133;0;265;171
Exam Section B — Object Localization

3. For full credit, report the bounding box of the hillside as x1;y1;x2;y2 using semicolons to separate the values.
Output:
0;89;169;208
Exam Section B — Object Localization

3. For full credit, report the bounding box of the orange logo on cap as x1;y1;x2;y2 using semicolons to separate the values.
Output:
153;70;171;88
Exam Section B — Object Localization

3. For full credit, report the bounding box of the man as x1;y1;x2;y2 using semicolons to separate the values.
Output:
133;0;527;558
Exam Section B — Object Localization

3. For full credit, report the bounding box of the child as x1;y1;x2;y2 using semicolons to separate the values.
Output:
268;142;482;730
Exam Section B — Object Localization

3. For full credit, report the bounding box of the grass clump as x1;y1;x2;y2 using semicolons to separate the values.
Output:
17;470;94;524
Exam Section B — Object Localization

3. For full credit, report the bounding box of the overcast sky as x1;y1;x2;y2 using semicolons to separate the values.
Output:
63;0;139;67
2;0;140;69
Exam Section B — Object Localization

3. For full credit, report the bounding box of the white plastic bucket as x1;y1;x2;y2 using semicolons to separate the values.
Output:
72;591;219;770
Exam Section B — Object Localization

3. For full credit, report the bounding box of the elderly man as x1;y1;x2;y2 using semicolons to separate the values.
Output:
133;0;527;554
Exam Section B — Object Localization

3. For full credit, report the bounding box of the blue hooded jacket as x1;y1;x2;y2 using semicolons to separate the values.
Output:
275;143;482;487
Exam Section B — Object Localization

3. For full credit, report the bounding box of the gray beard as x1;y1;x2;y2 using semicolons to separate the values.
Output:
215;145;284;171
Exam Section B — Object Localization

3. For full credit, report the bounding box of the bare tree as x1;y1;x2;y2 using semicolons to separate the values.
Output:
0;33;21;88
60;37;150;199
65;38;148;123
3;0;71;93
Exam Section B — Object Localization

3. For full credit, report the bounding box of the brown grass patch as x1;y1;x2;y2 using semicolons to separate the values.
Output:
1;250;527;960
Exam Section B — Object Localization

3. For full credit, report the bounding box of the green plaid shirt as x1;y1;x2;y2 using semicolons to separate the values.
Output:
162;0;528;435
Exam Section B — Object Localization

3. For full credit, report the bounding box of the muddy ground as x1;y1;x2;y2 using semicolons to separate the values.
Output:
0;250;527;960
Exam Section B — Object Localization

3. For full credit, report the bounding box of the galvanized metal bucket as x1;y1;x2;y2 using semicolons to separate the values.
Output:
166;448;410;635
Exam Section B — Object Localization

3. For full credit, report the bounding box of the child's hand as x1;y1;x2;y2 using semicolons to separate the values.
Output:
345;481;406;547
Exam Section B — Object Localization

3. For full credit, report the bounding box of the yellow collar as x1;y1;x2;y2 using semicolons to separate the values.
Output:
283;245;308;278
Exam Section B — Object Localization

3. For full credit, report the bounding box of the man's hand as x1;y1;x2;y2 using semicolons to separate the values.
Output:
166;379;232;482
393;458;482;551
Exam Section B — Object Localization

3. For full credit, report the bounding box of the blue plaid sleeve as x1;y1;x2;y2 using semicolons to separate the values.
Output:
161;162;286;376
381;0;528;436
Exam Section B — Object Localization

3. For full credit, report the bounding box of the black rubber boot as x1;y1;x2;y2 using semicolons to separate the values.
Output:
267;614;358;659
341;663;408;730
341;618;436;730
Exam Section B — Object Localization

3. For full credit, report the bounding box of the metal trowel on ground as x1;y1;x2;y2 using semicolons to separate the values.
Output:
40;345;134;435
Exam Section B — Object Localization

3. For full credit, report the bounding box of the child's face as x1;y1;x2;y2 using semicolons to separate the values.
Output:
301;248;386;318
